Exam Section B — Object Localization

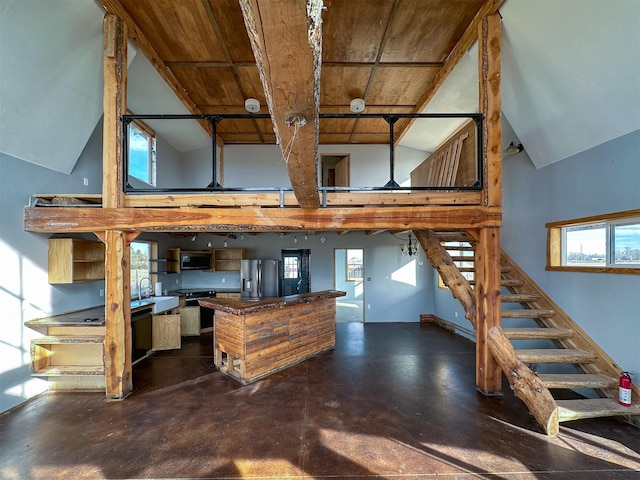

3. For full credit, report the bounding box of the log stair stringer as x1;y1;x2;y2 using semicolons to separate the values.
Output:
417;229;640;435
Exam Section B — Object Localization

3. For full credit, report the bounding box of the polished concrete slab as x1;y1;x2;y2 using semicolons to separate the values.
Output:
1;322;638;479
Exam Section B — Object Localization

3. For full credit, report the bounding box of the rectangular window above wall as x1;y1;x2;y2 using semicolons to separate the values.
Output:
546;209;640;274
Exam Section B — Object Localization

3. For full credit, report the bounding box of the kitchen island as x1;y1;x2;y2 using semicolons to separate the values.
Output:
199;290;345;384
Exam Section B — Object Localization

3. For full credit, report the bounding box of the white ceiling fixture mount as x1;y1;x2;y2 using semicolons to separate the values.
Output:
350;98;365;113
244;98;260;113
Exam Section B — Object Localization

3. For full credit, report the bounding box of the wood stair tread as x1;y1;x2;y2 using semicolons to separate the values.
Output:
502;308;555;318
469;278;524;287
516;349;599;364
557;398;640;422
32;335;104;344
501;293;541;303
538;373;618;389
32;365;105;376
503;327;573;340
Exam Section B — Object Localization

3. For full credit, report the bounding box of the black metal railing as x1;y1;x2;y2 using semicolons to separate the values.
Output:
122;112;483;197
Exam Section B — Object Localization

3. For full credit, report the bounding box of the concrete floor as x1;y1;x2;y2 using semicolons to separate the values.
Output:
1;322;638;479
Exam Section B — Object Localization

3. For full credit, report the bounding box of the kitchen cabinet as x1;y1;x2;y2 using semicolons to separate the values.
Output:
25;307;106;391
48;238;105;283
179;306;200;336
152;312;181;350
213;248;247;272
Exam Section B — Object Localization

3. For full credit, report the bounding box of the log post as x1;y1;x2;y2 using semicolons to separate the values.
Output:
102;14;131;399
104;230;133;399
487;326;559;435
475;226;502;394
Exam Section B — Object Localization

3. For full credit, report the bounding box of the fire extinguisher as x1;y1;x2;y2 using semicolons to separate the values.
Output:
619;372;632;407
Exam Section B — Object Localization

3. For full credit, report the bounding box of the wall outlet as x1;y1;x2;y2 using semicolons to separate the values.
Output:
83;177;89;186
99;288;104;297
454;311;458;318
175;278;179;284
221;277;226;283
367;304;371;310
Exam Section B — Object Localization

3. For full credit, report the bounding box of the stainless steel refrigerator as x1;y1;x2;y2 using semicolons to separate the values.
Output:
240;259;281;301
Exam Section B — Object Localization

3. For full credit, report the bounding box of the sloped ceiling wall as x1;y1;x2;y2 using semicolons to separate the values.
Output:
0;0;105;174
500;0;640;169
1;0;638;174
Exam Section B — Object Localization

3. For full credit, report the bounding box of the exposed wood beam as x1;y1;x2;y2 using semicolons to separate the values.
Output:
24;206;502;234
239;0;321;208
395;0;506;144
121;191;483;208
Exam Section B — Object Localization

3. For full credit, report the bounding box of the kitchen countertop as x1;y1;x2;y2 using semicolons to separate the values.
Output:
199;290;346;315
25;306;106;327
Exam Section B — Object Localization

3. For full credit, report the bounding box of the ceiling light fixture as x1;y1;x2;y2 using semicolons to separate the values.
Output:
350;97;365;113
399;234;418;257
244;98;260;113
504;141;524;155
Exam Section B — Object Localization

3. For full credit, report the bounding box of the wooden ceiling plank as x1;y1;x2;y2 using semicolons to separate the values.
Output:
395;0;506;145
100;0;218;144
239;0;321;208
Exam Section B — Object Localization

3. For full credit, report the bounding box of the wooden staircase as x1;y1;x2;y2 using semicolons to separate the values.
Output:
428;231;640;433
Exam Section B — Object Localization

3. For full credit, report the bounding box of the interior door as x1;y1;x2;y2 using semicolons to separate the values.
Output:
281;249;310;295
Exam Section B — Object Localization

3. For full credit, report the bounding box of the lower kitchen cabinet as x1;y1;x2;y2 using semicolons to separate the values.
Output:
152;312;181;350
179;306;200;336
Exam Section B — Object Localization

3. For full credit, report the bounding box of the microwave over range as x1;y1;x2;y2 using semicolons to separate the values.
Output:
180;251;212;270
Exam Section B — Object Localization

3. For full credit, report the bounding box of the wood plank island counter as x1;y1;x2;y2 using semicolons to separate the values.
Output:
199;290;345;384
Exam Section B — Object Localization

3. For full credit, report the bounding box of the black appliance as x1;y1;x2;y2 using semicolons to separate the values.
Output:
175;289;216;330
180;251;212;270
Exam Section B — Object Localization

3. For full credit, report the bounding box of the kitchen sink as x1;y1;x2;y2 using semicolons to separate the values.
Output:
150;295;179;313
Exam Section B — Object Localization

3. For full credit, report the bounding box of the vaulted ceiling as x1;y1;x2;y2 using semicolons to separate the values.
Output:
0;1;638;175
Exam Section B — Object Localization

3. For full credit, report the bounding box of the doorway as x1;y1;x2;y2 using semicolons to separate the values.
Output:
334;248;364;322
281;249;311;296
321;154;350;187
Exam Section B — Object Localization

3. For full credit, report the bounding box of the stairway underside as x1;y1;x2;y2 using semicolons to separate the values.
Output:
419;229;640;435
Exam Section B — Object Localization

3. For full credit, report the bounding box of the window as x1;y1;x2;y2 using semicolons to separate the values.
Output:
346;249;363;282
131;240;158;298
547;210;640;274
283;256;299;279
128;119;156;186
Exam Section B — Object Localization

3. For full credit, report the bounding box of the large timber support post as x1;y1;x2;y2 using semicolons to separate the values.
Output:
103;13;132;399
476;13;503;395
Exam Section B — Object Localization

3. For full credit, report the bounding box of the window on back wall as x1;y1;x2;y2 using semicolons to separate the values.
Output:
131;240;158;299
546;210;640;274
346;249;363;282
128;119;156;186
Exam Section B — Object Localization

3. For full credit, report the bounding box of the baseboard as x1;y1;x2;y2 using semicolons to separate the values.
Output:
420;314;476;339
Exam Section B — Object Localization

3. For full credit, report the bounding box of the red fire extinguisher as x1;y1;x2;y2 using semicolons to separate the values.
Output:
619;372;632;407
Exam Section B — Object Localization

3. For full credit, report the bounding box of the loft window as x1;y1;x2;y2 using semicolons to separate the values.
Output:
547;210;640;274
128;119;156;186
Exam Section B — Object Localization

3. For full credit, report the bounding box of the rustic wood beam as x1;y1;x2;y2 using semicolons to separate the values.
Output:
103;13;126;208
24;206;502;234
479;13;502;208
487;326;559;435
474;226;502;395
239;0;321;208
103;230;133;399
396;0;506;144
122;191;483;208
